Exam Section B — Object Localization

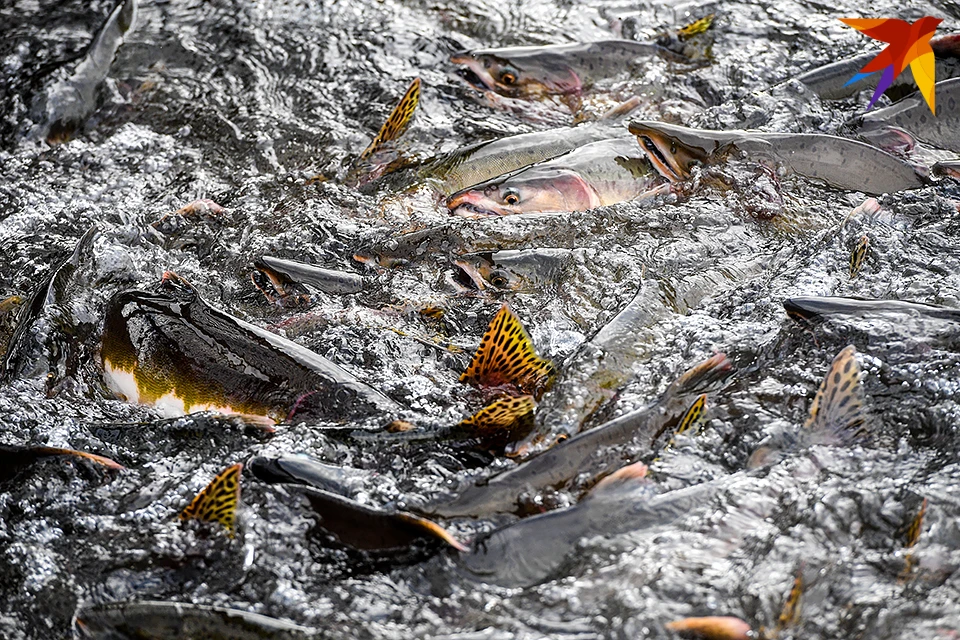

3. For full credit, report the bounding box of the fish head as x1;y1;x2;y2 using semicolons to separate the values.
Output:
628;121;709;182
451;50;581;99
453;251;532;291
446;168;599;216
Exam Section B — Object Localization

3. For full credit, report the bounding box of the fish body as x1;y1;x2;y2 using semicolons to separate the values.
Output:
255;256;364;295
447;137;663;216
454;248;577;291
423;353;731;518
247;455;371;496
628;120;923;194
452;40;684;101
73;601;319;640
857;77;960;152
101;274;398;425
422;124;620;195
793;33;960;101
933;158;960;179
32;0;138;143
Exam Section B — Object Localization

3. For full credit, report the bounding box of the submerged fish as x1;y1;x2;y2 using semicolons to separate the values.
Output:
459;345;868;587
31;0;138;143
446;137;664;216
793;33;960;102
252;255;364;307
452;40;685;105
628;120;924;195
422;352;731;518
933;158;960;179
421;123;622;195
0;445;122;485
665;617;752;640
73;601;319;640
856;77;960;153
101;272;399;425
247;454;371;496
453;248;579;291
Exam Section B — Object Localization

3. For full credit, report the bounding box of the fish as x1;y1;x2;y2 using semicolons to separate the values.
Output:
0;445;123;485
460;345;867;587
783;296;960;323
73;600;320;640
252;256;364;307
665;617;752;640
247;454;372;496
421;123;623;195
421;352;731;518
289;484;467;553
849;235;869;279
446;137;666;216
628;120;924;195
855;77;960;153
451;40;686;106
180;463;243;538
792;33;960;102
31;0;138;143
506;278;670;458
101;272;400;426
932;159;960;179
453;247;579;291
899;497;928;582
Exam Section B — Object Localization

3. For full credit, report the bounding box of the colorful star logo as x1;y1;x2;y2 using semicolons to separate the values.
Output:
841;17;942;113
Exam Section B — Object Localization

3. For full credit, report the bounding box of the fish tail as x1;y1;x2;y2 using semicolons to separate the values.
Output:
849;235;869;279
675;394;708;435
459;306;556;399
179;463;243;537
459;395;536;443
359;78;422;162
804;345;868;443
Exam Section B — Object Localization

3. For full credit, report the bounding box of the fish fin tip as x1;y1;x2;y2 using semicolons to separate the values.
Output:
179;463;243;536
805;345;868;443
590;461;649;495
459;395;535;437
359;77;422;163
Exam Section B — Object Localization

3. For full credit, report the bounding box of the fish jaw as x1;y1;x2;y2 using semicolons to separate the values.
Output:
452;255;492;290
628;121;710;181
451;51;582;99
446;186;516;217
451;53;502;93
447;170;602;216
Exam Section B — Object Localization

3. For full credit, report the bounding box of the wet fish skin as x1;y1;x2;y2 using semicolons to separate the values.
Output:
73;600;320;640
933;159;960;179
447;137;662;216
0;445;122;485
422;123;621;195
422;353;732;518
452;40;684;100
856;77;960;153
101;273;399;425
628;120;924;195
247;454;372;496
256;256;364;295
453;248;577;291
783;296;960;323
793;33;960;101
34;0;138;143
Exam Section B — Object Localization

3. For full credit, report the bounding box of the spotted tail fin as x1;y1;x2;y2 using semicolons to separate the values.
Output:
180;463;242;537
459;395;536;449
675;394;707;436
359;78;421;162
849;235;869;279
460;306;556;399
804;345;868;443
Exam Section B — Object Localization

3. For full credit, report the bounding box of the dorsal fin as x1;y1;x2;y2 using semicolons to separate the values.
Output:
776;568;804;633
804;345;867;443
393;513;469;552
849;235;869;279
675;394;707;436
179;463;243;537
459;306;556;399
359;78;421;162
459;395;536;446
677;13;715;40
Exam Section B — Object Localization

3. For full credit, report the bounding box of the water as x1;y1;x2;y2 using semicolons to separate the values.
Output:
1;0;960;638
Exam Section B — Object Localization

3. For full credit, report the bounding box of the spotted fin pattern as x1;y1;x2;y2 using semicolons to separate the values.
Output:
677;14;715;40
359;78;421;162
776;569;804;633
675;394;708;436
900;497;928;582
849;235;869;279
460;306;556;399
459;395;535;438
804;345;867;443
179;463;242;537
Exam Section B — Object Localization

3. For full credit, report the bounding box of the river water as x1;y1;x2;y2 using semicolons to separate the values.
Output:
1;0;959;638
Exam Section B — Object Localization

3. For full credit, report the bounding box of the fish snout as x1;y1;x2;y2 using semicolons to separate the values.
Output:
446;189;503;217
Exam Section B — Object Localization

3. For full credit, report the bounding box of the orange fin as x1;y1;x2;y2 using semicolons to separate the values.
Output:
460;306;556;399
776;568;804;633
849;235;869;279
394;513;468;552
459;395;535;438
899;497;928;582
675;394;708;436
359;78;421;162
590;461;649;495
179;463;243;537
805;345;867;443
665;616;751;640
34;447;124;470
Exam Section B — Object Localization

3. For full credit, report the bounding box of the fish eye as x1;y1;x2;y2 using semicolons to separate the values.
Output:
671;142;677;154
489;271;509;288
500;71;516;85
502;188;521;206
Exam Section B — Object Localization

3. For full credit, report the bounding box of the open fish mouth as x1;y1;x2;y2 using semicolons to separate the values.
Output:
451;54;498;92
452;258;488;290
445;191;505;216
636;134;685;182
